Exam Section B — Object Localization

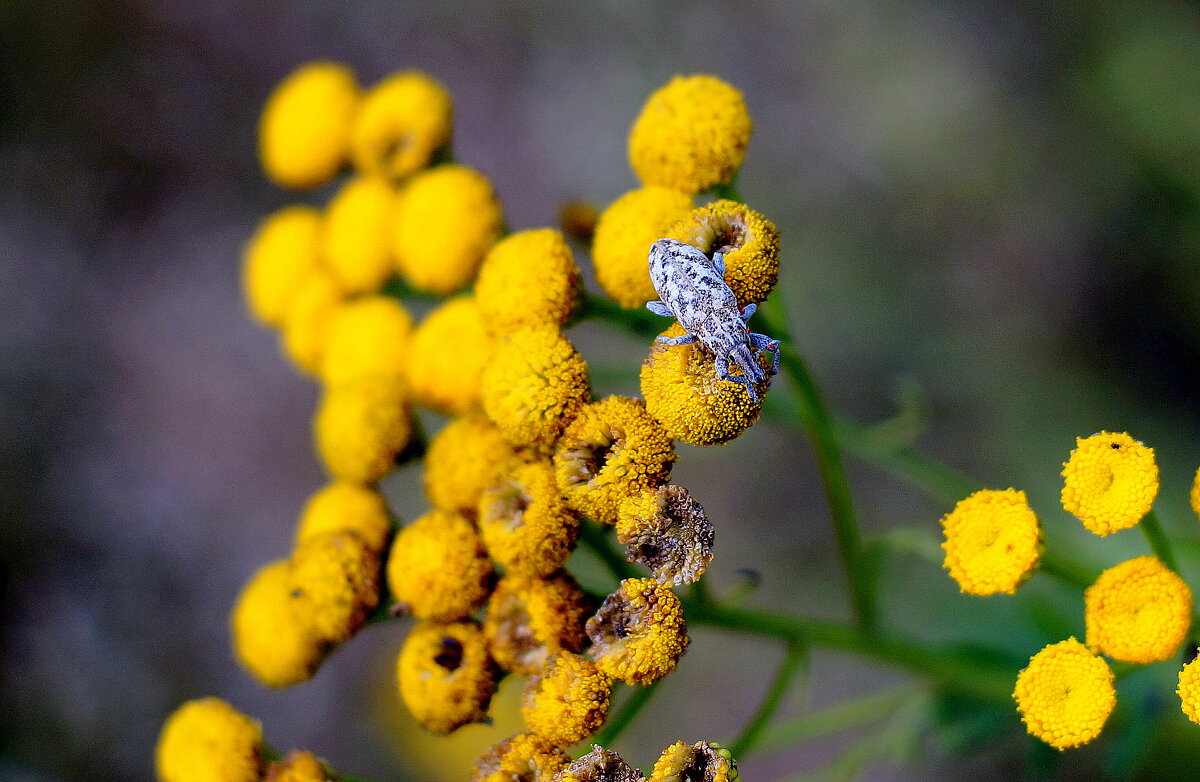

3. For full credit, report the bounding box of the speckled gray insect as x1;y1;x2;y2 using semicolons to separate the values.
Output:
646;238;780;401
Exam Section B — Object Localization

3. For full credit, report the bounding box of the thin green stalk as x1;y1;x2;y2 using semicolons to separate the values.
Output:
1140;510;1180;573
1038;550;1098;590
753;686;925;756
833;416;981;505
729;641;808;757
759;296;875;633
685;601;1014;703
593;681;660;746
579;520;638;582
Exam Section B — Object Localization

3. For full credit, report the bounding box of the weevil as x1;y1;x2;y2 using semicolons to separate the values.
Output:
645;238;780;401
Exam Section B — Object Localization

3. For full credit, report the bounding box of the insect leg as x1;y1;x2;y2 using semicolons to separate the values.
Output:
739;303;757;321
655;333;699;346
712;251;726;276
646;301;673;317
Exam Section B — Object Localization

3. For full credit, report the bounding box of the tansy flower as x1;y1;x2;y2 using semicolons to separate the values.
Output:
1061;431;1159;536
641;323;769;446
481;325;591;452
320;296;414;386
155;698;264;782
1177;655;1200;724
628;74;752;195
664;200;779;306
396;619;497;734
470;732;570;782
281;267;344;376
1190;467;1200;519
350;70;452;181
939;488;1041;596
321;174;396;294
591;187;694;309
556;746;644;782
406;296;495;415
386;509;494;621
649;742;739;782
295;481;393;553
424;413;514;517
617;485;714;586
392;164;503;295
231;559;326;687
288;530;381;644
479;458;580;577
558;200;599;244
475;229;581;336
266;750;336;782
587;578;689;686
424;414;512;514
483;571;591;675
313;375;411;484
553;396;676;526
259;62;359;189
1013;637;1116;750
1084;555;1192;664
521;652;612;747
242;206;323;328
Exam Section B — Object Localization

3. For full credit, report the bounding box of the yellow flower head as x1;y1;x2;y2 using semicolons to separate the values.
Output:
475;229;582;336
664;200;780;306
392;164;503;295
1013;637;1115;750
521;652;612;747
649;741;738;782
265;750;334;782
939;488;1041;596
243;206;323;327
386;509;494;621
1177;654;1200;724
288;530;381;644
321;174;397;294
587;578;689;686
313;375;411;484
259;62;359;189
295;481;393;553
470;732;570;782
481;325;591;452
230;559;327;688
320;296;414;386
350;71;453;181
617;485;714;587
155;697;264;782
591;187;694;309
479;458;581;577
281;266;344;376
641;323;769;446
483;571;591;676
406;296;495;415
396;619;497;734
553;396;676;526
1190;467;1200;520
424;412;514;517
1084;555;1192;664
1061;431;1159;536
556;746;642;782
628;74;752;195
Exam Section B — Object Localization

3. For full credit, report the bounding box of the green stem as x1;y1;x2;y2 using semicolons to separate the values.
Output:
753;686;925;756
833;416;981;505
579;520;639;583
1038;550;1098;590
593;681;660;747
760;296;875;633
685;601;1014;704
576;293;664;338
1141;510;1180;573
729;641;808;757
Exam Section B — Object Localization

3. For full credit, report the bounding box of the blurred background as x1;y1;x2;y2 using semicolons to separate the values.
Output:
5;1;1200;780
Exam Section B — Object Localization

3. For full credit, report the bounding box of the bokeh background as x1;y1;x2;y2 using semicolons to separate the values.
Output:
5;1;1200;780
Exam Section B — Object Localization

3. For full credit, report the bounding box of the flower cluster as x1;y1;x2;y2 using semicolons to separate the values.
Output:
162;65;778;782
940;431;1200;749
